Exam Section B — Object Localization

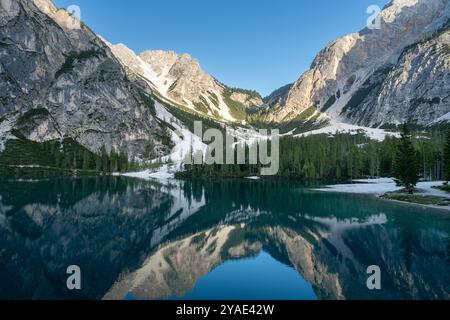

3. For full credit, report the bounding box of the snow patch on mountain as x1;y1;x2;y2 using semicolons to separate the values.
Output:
122;100;208;180
296;122;399;142
431;112;450;124
154;101;207;163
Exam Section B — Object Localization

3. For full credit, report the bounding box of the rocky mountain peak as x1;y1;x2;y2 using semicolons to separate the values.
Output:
139;50;210;85
107;42;263;122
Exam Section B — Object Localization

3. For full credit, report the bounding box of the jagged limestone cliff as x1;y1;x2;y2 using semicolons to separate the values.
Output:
263;0;450;127
0;0;171;159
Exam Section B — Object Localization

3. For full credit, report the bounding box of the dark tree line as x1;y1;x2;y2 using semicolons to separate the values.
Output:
43;139;136;173
178;126;450;182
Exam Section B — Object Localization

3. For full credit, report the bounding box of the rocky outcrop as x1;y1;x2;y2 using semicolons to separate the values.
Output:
263;0;450;127
0;0;171;159
229;91;263;109
263;83;293;109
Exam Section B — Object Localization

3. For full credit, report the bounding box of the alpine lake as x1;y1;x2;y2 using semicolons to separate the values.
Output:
0;177;449;300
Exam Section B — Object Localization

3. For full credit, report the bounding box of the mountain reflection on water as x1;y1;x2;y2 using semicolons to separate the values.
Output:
0;177;449;300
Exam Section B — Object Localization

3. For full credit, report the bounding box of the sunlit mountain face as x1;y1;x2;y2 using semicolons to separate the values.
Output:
0;177;449;300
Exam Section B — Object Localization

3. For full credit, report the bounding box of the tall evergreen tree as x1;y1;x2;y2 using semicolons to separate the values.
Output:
393;124;420;194
95;155;102;173
101;146;109;173
82;149;91;170
110;151;119;173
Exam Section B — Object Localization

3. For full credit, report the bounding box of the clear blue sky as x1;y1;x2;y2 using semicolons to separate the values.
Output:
54;0;388;96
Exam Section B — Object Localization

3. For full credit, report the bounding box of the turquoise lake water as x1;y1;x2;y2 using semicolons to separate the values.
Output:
0;177;449;300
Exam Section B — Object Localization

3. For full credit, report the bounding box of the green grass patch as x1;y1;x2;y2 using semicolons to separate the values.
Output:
55;50;106;78
432;184;450;193
222;88;247;121
16;108;50;126
152;94;225;133
250;106;326;134
382;193;450;206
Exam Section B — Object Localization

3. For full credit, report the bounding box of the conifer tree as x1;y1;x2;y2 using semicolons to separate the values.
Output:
101;147;109;173
442;129;450;183
393;124;420;194
82;149;91;171
95;155;101;172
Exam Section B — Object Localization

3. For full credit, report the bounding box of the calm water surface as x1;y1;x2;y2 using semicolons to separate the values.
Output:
0;177;449;300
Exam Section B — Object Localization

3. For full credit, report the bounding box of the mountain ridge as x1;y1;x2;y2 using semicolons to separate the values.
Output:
261;0;450;127
105;41;264;123
31;0;450;130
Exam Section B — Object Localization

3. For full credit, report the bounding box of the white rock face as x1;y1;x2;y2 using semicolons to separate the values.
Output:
106;43;263;122
230;91;263;109
32;0;57;15
264;0;450;126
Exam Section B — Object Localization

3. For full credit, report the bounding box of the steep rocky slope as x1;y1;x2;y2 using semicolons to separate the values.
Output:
344;21;450;126
263;83;293;109
263;0;450;127
0;0;171;159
